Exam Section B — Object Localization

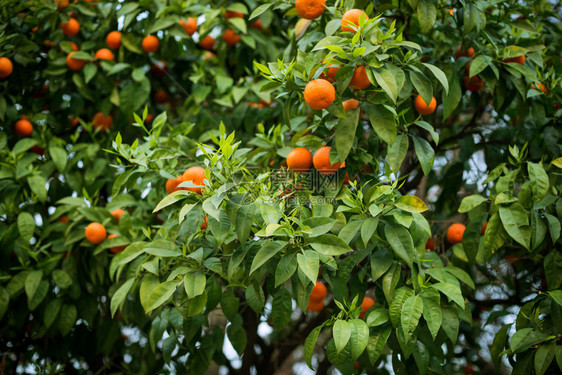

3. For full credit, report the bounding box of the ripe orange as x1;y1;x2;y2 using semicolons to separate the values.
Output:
414;95;437;115
310;281;327;301
531;82;548;94
61;18;80;36
463;75;484;92
58;216;69;224
200;35;215;50
85;222;107;244
307;299;325;312
14;118;33;137
304;79;335;110
95;48;114;61
201;216;209;230
455;46;475;59
342;99;359;112
295;0;326;20
481;221;488;235
106;31;122;49
55;0;69;10
323;63;339;81
225;10;244;19
66;52;85;70
425;237;436;250
142;35;159;53
111;208;125;223
68;41;79;51
448;9;454;16
179;17;197;36
503;55;525;65
182;166;207;194
313;146;344;174
359;296;375;318
287;147;313;172
250;19;263;30
0;57;13;78
154;90;169;103
349;66;370;90
165;176;184;194
223;29;241;46
446;223;466;244
107;234;126;254
341;9;368;33
92;112;113;132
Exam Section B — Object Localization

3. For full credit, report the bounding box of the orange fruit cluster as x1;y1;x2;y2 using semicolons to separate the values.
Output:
165;166;207;195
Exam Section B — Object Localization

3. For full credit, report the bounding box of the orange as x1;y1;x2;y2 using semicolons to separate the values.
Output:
201;216;209;230
58;215;69;224
95;48;114;61
225;10;244;19
295;0;326;20
145;113;155;123
55;0;69;10
463;75;484;92
14;118;33;137
0;57;13;78
61;18;80;36
85;222;107;244
107;234;126;254
165;176;184;194
223;29;241;46
200;35;215;50
503;55;525;65
66;52;85;70
68;41;79;51
179;17;197;36
313;146;344;175
341;9;368;33
106;31;122;49
455;46;475;59
349;66;370;90
250;19;263;30
287;147;313;172
425;237;436;250
448;9;454;16
359;296;375;318
307;299;325;312
154;90;169;103
446;223;466;244
111;208;125;223
414;95;437;115
92;112;113;132
310;281;327;301
481;221;488;235
304;79;335;110
151;61;167;77
531;83;548;95
342;99;359;112
142;35;159;53
182;166;207;194
323;63;339;81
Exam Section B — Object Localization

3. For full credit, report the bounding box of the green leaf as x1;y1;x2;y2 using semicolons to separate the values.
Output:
459;194;488;213
535;343;556;375
0;287;9;321
303;217;336;237
463;3;477;34
236;204;255;245
550;290;562;306
333;320;351;354
335;108;360;162
227;317;247;355
349;319;369;360
366;327;392;365
43;299;63;329
389;287;414;326
184;272;206;299
431;282;465;308
421;288;442;340
366;308;389;327
545;213;561;243
249;3;272;20
499;204;531;250
149;17;178;34
422;63;448;93
412;136;435;175
275;253;297;287
139;274;159;312
371;248;393;281
484;212;507;253
528;162;549;201
414;120;439;145
58;304;77;336
27;175;47;202
361;218;379;246
17;212;35;242
52;270;72;289
110;278;135;317
49;146;67;172
441;304;459;343
396;195;428;213
25;270;43;300
417;1;436;33
401;295;423;339
387;134;409;173
147;280;180;312
442;70;461;120
297;250;319;284
245;283;265;314
250;241;287;274
385;223;415;267
309;234;352;256
364;104;396;145
490;324;511;368
469;55;493;78
304;325;323;369
271;288;292;329
410;70;433;106
373;69;398;103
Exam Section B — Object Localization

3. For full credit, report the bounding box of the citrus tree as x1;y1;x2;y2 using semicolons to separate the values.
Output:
0;0;561;374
